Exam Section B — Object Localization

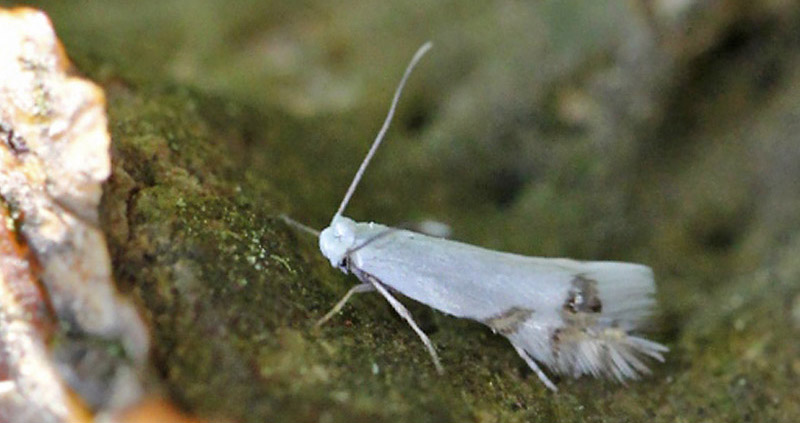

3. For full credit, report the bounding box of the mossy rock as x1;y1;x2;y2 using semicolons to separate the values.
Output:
10;1;800;421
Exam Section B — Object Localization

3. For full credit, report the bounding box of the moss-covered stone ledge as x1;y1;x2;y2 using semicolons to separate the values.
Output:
10;0;800;421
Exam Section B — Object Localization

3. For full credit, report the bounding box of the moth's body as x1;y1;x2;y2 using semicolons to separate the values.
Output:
288;42;666;391
325;218;583;318
319;216;666;388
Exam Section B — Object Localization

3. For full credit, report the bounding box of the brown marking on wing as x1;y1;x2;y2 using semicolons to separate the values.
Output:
563;274;602;314
483;306;534;335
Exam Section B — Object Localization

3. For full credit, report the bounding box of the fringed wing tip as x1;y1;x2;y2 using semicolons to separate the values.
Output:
539;331;667;383
509;322;668;386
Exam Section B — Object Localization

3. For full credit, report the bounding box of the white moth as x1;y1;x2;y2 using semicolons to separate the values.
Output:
286;42;667;391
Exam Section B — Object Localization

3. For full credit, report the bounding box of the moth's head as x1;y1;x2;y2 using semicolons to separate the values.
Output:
319;216;357;272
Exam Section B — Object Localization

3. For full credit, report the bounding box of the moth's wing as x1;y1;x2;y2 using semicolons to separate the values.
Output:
349;224;666;382
349;225;657;327
350;224;575;319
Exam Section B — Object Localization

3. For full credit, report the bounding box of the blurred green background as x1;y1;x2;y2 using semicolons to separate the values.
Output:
5;1;800;422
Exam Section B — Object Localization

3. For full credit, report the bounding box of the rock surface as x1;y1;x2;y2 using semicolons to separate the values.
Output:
0;7;150;422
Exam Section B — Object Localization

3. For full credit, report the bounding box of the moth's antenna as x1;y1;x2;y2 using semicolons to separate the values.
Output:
280;214;321;237
332;42;433;222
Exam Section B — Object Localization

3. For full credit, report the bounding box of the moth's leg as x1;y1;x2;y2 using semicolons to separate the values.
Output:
512;344;558;392
368;276;445;374
315;283;375;328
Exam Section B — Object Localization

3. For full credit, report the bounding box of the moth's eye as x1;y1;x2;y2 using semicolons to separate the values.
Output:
338;257;348;269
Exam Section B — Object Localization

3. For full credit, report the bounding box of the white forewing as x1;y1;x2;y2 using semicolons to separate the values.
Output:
350;222;574;319
348;222;654;322
346;220;666;382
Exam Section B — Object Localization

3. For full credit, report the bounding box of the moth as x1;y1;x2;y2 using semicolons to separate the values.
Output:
285;42;667;391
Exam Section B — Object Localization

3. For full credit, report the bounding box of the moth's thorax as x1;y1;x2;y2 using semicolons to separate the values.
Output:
319;216;357;270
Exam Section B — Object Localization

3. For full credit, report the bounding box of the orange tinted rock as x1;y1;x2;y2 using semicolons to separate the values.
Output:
0;6;150;420
0;6;147;363
0;204;92;423
108;398;211;423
